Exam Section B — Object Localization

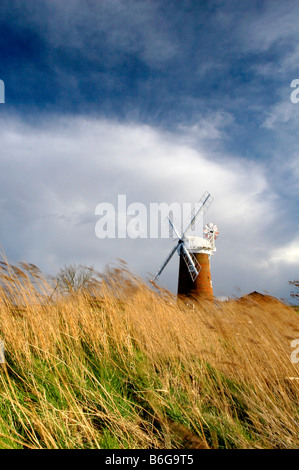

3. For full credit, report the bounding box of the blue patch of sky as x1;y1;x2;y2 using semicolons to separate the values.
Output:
0;0;296;164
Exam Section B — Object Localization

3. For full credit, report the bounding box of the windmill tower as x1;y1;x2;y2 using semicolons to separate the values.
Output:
152;192;219;301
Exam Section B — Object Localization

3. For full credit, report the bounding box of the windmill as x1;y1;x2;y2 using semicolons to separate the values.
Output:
152;191;219;300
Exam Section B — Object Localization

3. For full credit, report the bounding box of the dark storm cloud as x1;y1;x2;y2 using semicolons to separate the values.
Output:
1;0;297;130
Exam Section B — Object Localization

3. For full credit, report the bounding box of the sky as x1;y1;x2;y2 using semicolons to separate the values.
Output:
0;0;299;302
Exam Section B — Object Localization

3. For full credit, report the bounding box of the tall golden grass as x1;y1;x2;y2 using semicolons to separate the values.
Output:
0;259;298;449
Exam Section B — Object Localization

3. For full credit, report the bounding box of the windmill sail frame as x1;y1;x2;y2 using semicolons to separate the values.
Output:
152;191;215;286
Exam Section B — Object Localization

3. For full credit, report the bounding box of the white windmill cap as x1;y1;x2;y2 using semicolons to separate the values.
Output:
186;235;214;251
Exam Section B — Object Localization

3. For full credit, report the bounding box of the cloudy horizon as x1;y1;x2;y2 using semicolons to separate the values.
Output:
0;0;299;303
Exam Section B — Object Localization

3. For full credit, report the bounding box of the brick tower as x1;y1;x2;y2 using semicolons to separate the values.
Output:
177;235;215;300
178;252;213;300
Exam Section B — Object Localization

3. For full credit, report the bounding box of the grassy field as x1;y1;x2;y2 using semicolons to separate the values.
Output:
0;261;298;449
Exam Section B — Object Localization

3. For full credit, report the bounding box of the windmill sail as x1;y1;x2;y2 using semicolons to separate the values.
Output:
182;191;213;239
167;215;181;239
180;245;201;281
152;241;180;282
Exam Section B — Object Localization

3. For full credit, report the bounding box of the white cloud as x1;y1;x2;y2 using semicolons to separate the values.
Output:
0;114;295;300
262;101;299;129
270;237;299;265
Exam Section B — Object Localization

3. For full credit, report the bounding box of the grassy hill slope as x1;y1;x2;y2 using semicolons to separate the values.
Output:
0;262;298;449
